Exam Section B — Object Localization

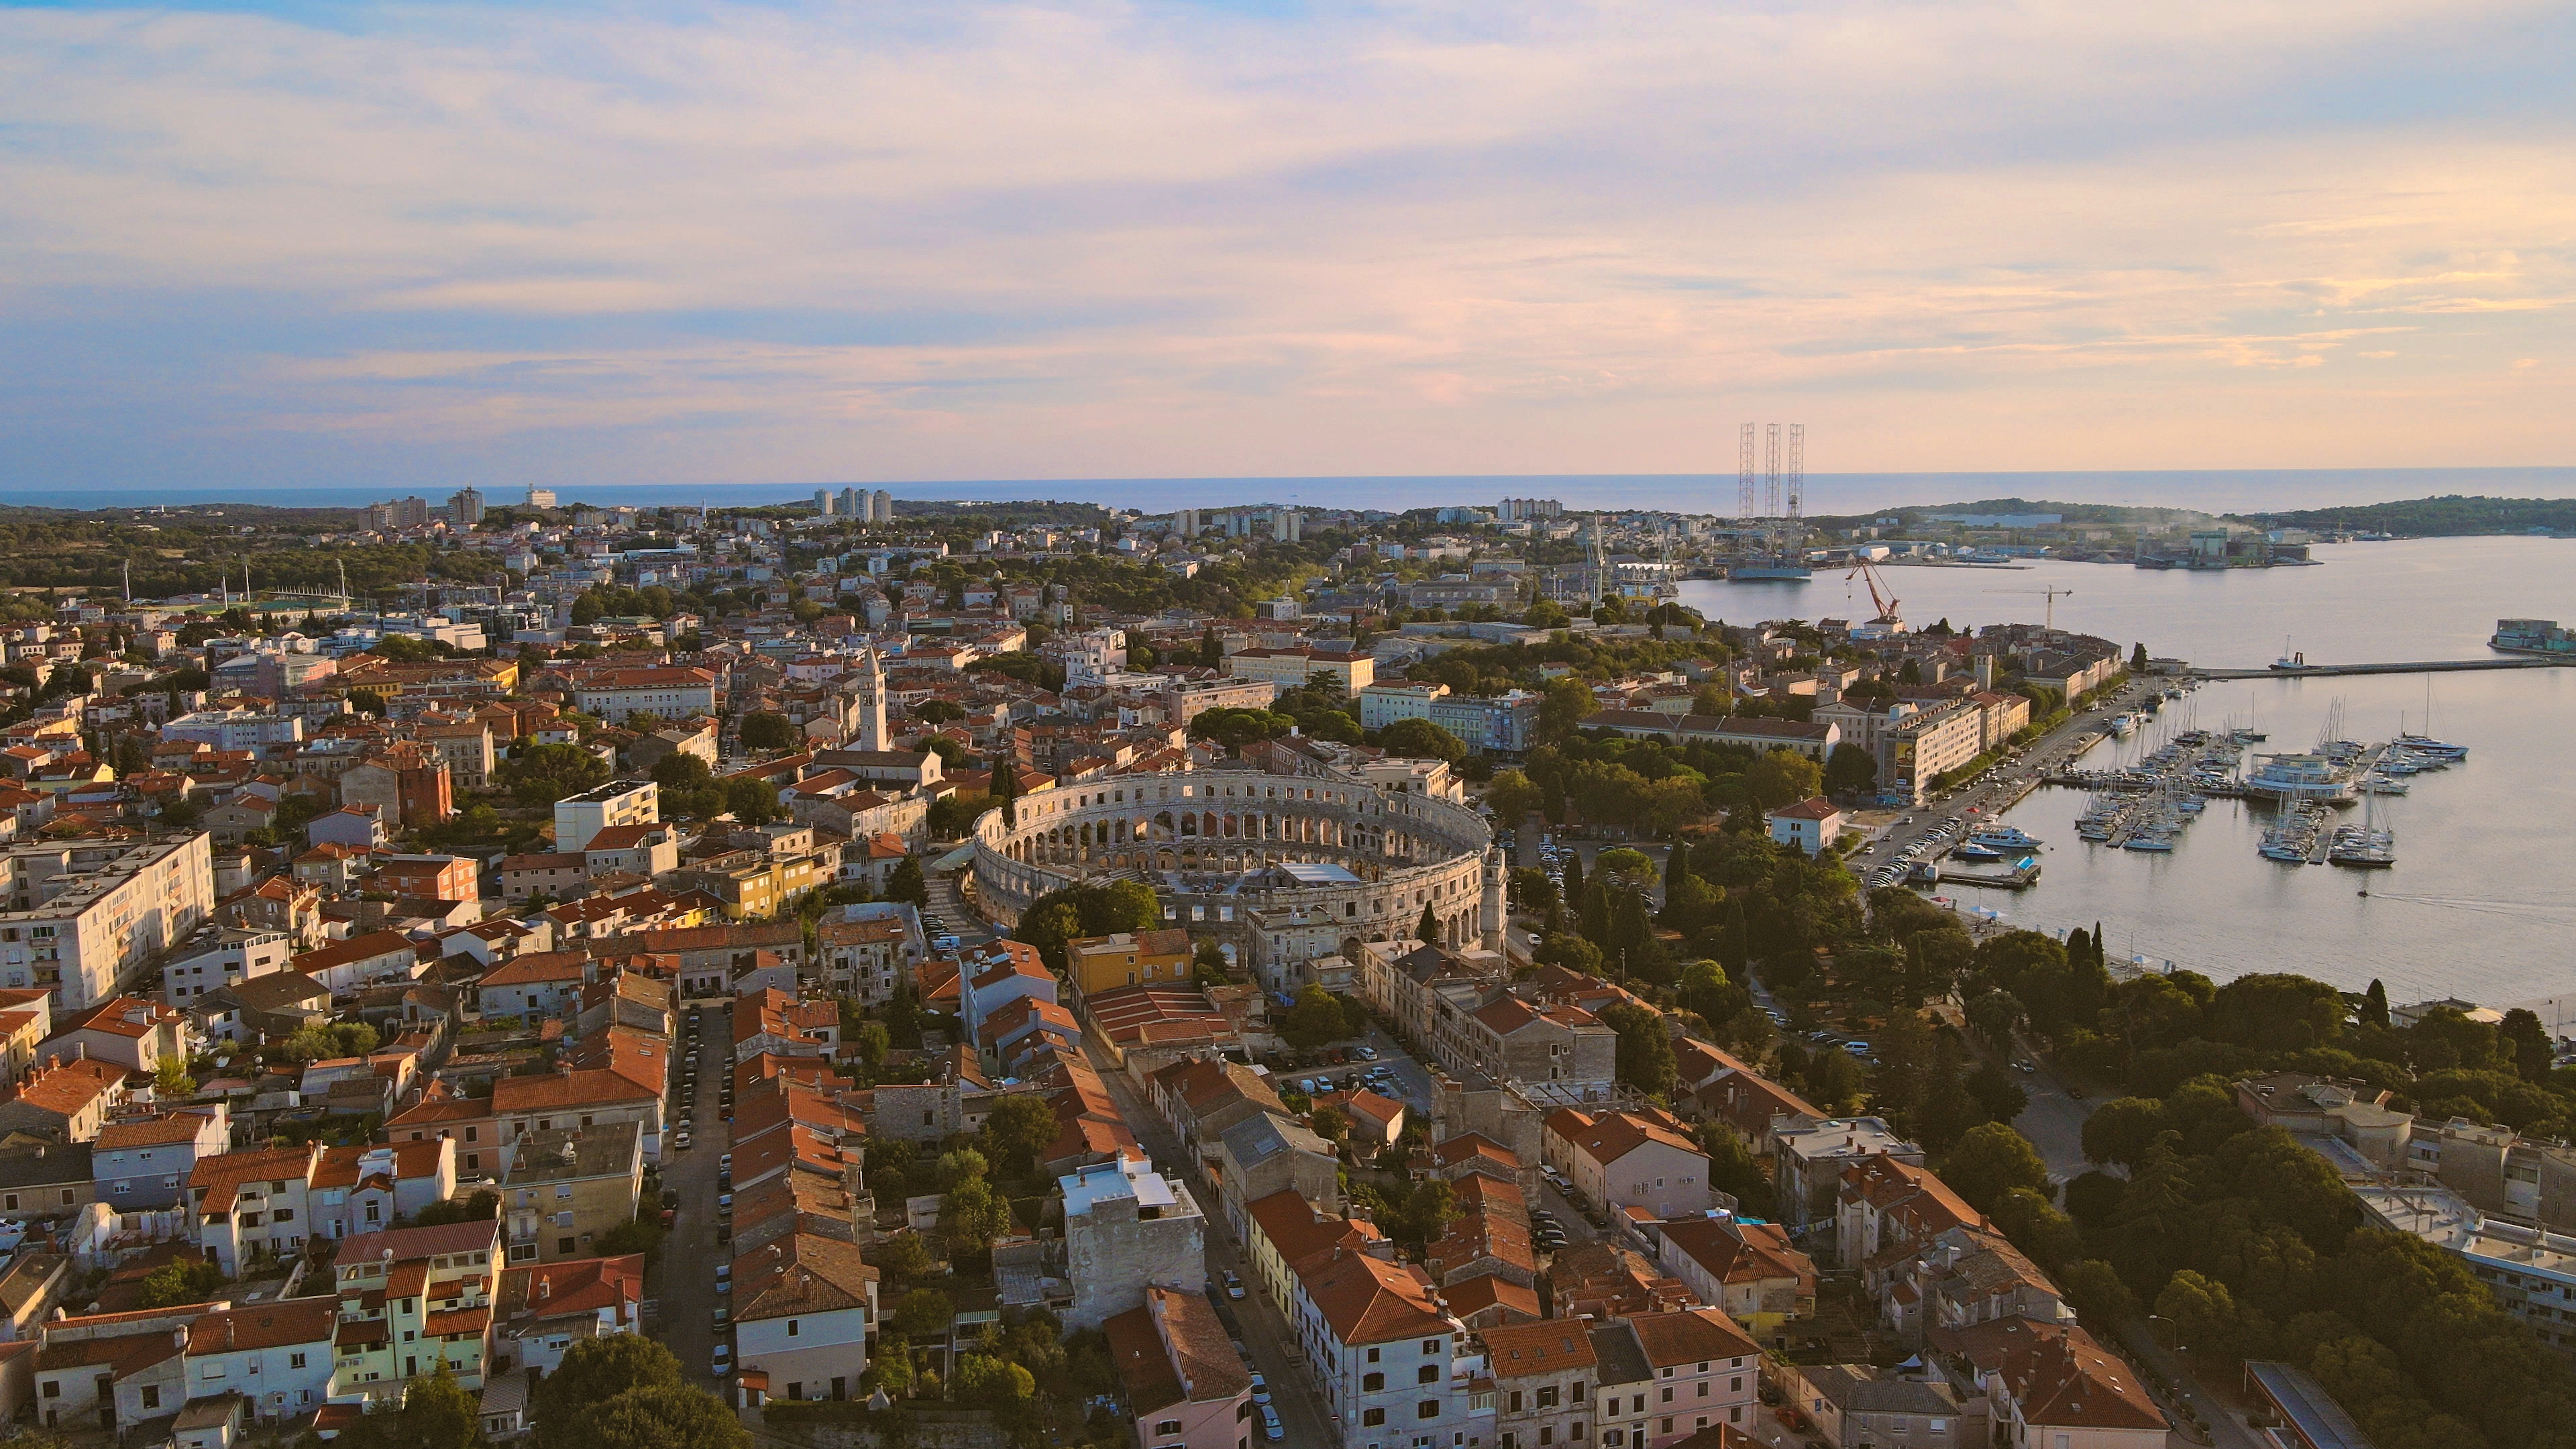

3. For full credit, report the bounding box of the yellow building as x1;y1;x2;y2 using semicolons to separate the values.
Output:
1068;928;1194;996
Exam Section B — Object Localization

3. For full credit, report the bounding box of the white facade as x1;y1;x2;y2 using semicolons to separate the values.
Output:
0;835;217;1010
553;782;659;853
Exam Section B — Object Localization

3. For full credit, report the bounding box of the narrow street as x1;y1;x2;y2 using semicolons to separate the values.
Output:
657;999;737;1388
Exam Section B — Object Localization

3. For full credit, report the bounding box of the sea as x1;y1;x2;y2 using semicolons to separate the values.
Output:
8;466;2576;517
1685;537;2576;1016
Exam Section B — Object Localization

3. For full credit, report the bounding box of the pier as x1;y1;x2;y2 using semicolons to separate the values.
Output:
2196;657;2575;680
1936;862;2041;890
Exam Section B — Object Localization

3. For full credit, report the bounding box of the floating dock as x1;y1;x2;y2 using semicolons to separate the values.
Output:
1935;862;2041;890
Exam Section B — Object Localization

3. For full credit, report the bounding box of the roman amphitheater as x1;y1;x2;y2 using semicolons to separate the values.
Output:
971;757;1504;962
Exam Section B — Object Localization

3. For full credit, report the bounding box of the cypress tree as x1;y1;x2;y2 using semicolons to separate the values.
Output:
1562;851;1585;911
992;756;1020;830
1664;840;1693;898
1415;901;1440;944
2067;927;2092;967
2363;979;2390;1028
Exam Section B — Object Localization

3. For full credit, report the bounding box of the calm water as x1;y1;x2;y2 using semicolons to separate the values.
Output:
1678;537;2576;1006
7;466;2574;516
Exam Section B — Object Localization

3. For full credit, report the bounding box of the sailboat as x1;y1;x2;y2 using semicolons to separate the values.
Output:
2329;784;2395;868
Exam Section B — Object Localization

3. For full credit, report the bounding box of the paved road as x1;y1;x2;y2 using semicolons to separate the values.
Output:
1079;1036;1335;1449
660;1000;738;1387
2118;1320;2262;1449
1858;678;2171;894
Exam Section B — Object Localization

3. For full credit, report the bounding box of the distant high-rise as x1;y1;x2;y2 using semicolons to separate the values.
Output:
1272;509;1301;543
814;488;835;517
1174;508;1199;537
839;487;863;520
449;487;485;527
871;488;893;523
368;496;432;531
526;486;558;510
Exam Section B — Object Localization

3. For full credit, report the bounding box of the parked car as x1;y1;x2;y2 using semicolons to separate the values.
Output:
1260;1406;1284;1442
674;1130;692;1150
1354;1046;1378;1060
712;1342;731;1376
1222;1270;1246;1300
1249;1373;1271;1405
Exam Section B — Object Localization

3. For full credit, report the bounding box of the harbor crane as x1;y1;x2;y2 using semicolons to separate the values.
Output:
1986;584;2075;630
1845;557;1905;635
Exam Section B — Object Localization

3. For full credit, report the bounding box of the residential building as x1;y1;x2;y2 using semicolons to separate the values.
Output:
1484;1320;1596;1449
40;996;183;1075
478;951;592;1020
1776;1364;1965;1449
187;1144;321;1274
1069;928;1196;997
492;1252;646;1381
0;1140;92;1221
490;1069;664;1167
340;743;454;828
500;1123;644;1263
1931;1317;2167;1449
92;1112;230;1211
1223;648;1377;694
1358;682;1451;732
1063;1157;1209;1330
1449;997;1617;1096
817;910;918;1005
179;1298;339;1426
0;1056;129;1143
327;1218;503;1401
1652;1218;1816;1341
0;835;217;1010
1106;1287;1254;1449
1290;1244;1483;1449
1589;1309;1761;1449
570;667;719;724
730;1232;877;1405
1773;1119;1921;1236
1764;798;1845;857
291;930;423;996
1543;1108;1713;1222
160;928;294;1007
551;781;659;854
310;1140;458;1242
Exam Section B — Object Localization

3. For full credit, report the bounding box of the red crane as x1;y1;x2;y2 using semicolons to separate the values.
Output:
1845;557;1903;627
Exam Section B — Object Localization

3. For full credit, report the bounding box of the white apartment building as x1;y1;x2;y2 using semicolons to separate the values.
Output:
553;781;659;853
570;667;718;723
1293;1246;1492;1449
1358;682;1451;731
0;835;216;1010
160;926;294;1006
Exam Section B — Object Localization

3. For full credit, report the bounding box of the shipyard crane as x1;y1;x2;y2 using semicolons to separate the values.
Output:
1986;584;2075;630
1845;557;1905;635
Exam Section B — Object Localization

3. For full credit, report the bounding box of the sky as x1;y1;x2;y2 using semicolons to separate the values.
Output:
3;0;2573;495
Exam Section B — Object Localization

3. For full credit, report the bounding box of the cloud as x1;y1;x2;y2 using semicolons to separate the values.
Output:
1;0;2573;488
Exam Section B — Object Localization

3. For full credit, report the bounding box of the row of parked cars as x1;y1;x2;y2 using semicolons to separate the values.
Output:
1290;1055;1391;1098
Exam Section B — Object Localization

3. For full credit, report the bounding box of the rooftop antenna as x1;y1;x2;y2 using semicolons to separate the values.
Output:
1737;423;1757;521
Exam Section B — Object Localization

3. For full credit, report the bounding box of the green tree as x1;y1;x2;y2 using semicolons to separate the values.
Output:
991;755;1020;828
415;1189;500;1226
1381;718;1468;763
1415;900;1441;943
537;1334;684;1429
498;743;611;807
2061;1258;2141;1327
154;1056;197;1097
649;752;714;790
1188;707;1295;757
2501;1007;2555;1083
738;711;798;751
2361;977;2390;1028
854;1020;892;1073
1823;743;1879;797
892;1287;955;1338
2082;1097;2175;1169
980;1092;1060;1178
887;855;927;905
1282;985;1356;1049
1536;677;1599;744
574;1385;749;1449
1483;769;1542;824
1744;749;1823;810
1600;1002;1676;1099
954;1354;1037;1414
1939;1122;2051;1215
136;1258;227;1307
